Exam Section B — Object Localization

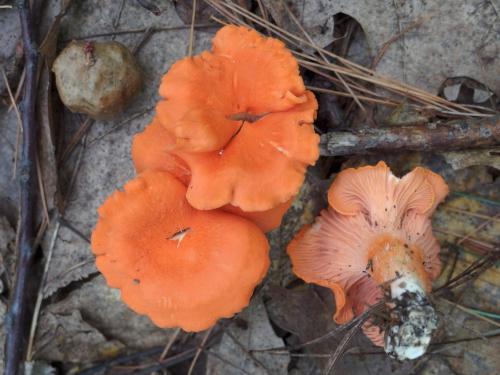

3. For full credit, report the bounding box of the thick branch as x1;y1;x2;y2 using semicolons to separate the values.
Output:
320;116;500;156
5;1;40;374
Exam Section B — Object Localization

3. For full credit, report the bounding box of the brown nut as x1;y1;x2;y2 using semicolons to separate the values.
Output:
52;41;143;119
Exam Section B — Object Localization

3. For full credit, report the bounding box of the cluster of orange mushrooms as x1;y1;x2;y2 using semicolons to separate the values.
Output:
91;26;320;331
91;26;449;360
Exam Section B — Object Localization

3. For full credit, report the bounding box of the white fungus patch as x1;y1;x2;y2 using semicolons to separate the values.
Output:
385;276;438;361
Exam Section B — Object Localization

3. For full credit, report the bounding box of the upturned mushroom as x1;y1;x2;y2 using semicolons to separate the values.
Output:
155;25;320;212
287;161;449;360
131;117;293;232
91;171;270;331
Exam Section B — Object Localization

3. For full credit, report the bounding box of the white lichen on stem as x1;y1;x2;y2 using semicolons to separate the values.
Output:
385;275;438;360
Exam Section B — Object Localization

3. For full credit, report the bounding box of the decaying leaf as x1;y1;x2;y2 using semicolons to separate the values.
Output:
266;284;336;371
261;0;335;48
292;0;500;95
434;299;500;375
207;296;290;375
34;310;124;363
0;109;19;224
267;285;335;343
43;275;175;348
43;224;97;297
0;300;7;373
0;215;15;282
440;148;500;170
37;62;59;217
174;0;250;24
0;6;22;96
35;0;75;217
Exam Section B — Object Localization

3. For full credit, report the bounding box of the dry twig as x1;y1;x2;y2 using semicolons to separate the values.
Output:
319;116;500;156
5;1;40;374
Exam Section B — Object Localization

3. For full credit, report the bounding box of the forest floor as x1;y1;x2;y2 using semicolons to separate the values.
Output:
0;1;499;374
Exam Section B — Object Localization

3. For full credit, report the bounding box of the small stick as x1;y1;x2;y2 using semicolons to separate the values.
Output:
439;298;500;329
371;16;425;68
320;116;500;156
68;23;216;41
187;326;213;375
444;206;500;223
159;327;182;360
26;220;60;361
5;1;40;374
323;316;366;375
187;0;197;56
113;0;126;29
9;67;26;112
1;66;23;180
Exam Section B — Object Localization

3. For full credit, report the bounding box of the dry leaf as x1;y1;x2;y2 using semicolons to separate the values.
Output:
0;299;7;373
440;148;500;170
35;310;124;363
0;110;19;224
261;0;335;48
0;7;22;96
296;0;500;95
266;285;335;343
0;215;16;284
44;275;175;348
207;296;290;375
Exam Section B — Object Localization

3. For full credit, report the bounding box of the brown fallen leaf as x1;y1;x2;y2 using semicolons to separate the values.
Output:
0;299;7;373
292;0;500;95
207;296;290;375
266;285;336;343
43;275;175;348
34;310;124;363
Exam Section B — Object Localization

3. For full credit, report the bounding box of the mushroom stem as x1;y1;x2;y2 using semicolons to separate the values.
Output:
368;235;438;360
385;282;438;361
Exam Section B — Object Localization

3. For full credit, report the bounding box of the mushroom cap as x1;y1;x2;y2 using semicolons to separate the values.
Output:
131;118;294;231
156;51;239;152
222;198;293;232
177;91;319;211
91;171;270;331
131;117;191;185
287;162;448;345
211;25;307;113
156;25;307;152
327;161;449;219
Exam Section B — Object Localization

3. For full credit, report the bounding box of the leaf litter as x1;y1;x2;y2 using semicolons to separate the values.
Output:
0;0;498;374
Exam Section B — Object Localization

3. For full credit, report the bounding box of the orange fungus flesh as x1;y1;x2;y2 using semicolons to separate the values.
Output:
288;162;448;346
131;117;191;185
177;91;319;212
155;25;320;211
131;117;294;231
91;171;270;331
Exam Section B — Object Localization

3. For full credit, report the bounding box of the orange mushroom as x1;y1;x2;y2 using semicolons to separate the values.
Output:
131;117;293;231
91;170;270;331
155;25;319;212
288;161;448;360
131;117;191;185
